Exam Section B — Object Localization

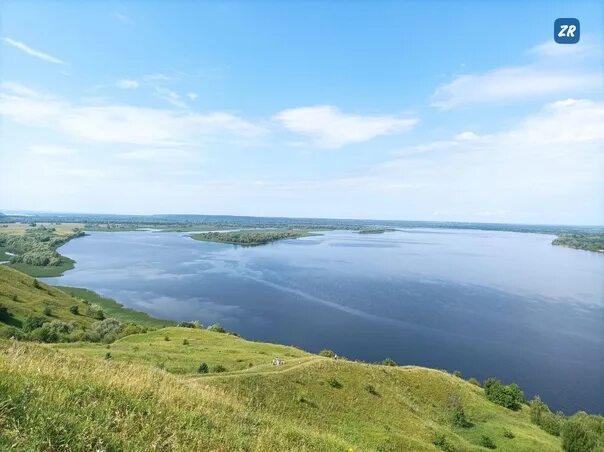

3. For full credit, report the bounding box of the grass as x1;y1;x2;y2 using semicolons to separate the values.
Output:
190;229;319;246
0;266;170;333
0;327;562;451
0;265;95;331
8;258;75;277
57;286;174;329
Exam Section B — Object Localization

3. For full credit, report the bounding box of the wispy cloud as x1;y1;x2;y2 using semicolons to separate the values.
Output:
116;79;139;89
30;145;79;156
0;83;264;147
432;41;601;109
2;37;65;64
275;105;418;148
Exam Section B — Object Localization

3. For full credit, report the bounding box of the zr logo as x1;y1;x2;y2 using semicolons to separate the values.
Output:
554;18;580;44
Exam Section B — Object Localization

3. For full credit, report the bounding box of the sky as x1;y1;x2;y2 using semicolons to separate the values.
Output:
0;0;602;224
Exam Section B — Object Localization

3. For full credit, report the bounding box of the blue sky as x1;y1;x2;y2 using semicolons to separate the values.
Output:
0;0;602;224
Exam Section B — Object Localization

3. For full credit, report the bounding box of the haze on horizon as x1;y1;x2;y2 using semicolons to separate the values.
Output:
0;1;603;225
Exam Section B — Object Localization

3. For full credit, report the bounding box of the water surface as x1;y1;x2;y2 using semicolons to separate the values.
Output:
46;229;604;413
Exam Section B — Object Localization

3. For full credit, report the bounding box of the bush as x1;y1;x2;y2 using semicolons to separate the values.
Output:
468;377;481;386
530;396;564;436
28;320;75;343
479;435;496;449
503;429;515;439
212;364;227;373
365;384;379;396
178;321;198;328
0;304;9;320
451;406;471;428
484;378;524;410
197;362;209;374
86;305;105;320
327;377;342;389
23;315;45;332
69;305;79;315
562;418;597;452
43;306;52;316
319;349;335;358
182;338;189;345
432;433;455;452
207;323;226;333
453;370;462;378
87;318;124;343
164;335;170;341
104;352;112;360
382;358;396;366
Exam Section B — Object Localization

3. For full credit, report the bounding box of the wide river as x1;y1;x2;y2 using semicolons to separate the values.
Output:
45;229;604;413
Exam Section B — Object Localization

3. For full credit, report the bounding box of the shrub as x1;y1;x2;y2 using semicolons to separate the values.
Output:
503;429;515;439
382;358;396;366
561;413;604;452
104;352;112;360
484;378;524;410
0;305;9;320
43;306;52;316
207;323;226;333
365;384;379;396
164;335;170;341
32;279;40;289
432;433;455;452
327;377;342;389
157;362;165;370
197;362;209;374
451;406;471;428
212;364;227;373
319;349;335;358
69;305;79;315
178;321;197;328
530;396;564;436
479;435;496;449
468;377;481;386
453;370;462;378
23;315;45;332
28;320;74;343
11;294;18;302
182;338;189;345
87;318;124;343
449;393;472;428
86;305;105;320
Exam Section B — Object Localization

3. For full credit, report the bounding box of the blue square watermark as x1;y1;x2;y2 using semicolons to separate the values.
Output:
554;18;580;44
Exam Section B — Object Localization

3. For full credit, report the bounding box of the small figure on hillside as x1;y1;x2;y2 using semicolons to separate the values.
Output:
272;357;285;366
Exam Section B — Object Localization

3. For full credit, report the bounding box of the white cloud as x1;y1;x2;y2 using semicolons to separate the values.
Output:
2;37;65;64
30;145;79;156
154;86;186;108
115;12;134;25
187;92;198;101
373;98;604;222
274;105;418;148
432;41;601;109
0;84;264;147
116;79;139;89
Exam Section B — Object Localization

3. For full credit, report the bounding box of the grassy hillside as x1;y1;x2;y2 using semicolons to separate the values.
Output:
1;327;563;451
0;266;170;335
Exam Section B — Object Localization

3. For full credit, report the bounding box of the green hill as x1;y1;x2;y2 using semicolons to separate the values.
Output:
1;265;602;451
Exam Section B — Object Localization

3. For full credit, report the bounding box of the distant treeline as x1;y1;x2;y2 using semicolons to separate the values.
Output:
191;229;313;246
553;234;604;252
2;212;602;235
